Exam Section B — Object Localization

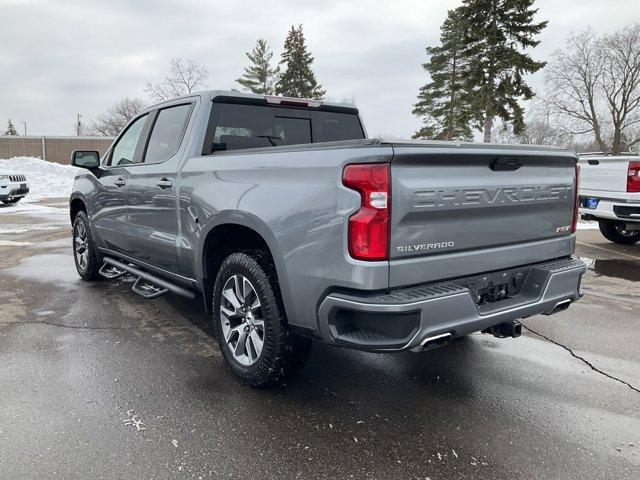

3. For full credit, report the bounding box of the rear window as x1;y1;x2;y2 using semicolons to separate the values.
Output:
144;103;192;164
204;103;364;153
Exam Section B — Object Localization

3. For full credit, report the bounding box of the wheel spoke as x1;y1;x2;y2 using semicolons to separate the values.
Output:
249;330;263;358
234;329;248;357
222;286;241;313
246;335;255;363
224;323;244;343
233;275;244;304
242;277;254;305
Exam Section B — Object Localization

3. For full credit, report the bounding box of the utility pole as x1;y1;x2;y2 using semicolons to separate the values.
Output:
21;121;27;135
76;114;82;136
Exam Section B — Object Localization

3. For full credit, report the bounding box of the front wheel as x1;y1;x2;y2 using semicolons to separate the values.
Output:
72;211;102;281
598;220;640;245
1;197;21;205
212;250;312;387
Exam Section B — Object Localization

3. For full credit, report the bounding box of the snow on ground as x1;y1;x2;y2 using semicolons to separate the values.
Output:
0;156;80;202
0;157;77;230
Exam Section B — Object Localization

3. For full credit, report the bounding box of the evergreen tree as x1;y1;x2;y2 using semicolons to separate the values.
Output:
236;39;280;95
412;8;474;140
275;25;325;99
461;0;547;141
4;119;18;135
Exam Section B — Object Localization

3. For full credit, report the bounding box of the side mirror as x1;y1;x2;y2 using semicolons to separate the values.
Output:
71;150;101;169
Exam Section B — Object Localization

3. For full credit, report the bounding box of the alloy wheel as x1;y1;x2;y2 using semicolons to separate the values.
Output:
219;274;265;366
74;222;89;271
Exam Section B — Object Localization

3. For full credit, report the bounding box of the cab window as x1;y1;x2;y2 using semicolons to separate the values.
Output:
109;114;148;166
144;104;192;164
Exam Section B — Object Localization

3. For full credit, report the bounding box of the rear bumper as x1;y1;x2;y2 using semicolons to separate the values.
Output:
317;258;586;352
579;196;640;222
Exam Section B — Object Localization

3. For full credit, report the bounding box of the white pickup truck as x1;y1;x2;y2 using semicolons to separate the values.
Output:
579;153;640;244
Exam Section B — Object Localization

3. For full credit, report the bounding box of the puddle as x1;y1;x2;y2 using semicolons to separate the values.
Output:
580;257;640;282
0;240;33;246
4;252;80;287
0;225;61;235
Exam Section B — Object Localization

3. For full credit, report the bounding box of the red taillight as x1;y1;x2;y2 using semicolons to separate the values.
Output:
342;163;390;260
572;164;580;233
627;161;640;193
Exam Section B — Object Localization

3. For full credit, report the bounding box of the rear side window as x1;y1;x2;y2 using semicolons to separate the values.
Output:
205;103;364;153
313;112;364;142
144;104;192;164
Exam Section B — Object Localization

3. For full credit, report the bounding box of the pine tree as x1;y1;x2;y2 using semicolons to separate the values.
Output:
275;25;325;99
236;39;280;95
4;119;18;135
461;0;547;141
412;8;474;140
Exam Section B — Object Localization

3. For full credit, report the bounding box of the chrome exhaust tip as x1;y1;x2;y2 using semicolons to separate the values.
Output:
411;332;453;352
543;299;571;316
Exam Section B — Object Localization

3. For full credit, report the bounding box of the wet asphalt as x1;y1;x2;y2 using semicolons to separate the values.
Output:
0;200;639;480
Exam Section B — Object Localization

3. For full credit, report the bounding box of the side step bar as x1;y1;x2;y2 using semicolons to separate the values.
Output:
100;257;196;300
99;263;126;279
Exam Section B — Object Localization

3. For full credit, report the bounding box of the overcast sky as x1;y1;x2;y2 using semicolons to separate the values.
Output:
1;0;638;137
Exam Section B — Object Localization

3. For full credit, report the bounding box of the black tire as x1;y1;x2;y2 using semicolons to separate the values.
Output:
1;198;21;205
212;250;312;387
72;211;102;281
598;220;640;245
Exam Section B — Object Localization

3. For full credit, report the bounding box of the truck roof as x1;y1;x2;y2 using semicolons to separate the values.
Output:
147;89;359;113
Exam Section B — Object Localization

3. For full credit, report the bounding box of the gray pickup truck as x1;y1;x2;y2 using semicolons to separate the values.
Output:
69;90;586;386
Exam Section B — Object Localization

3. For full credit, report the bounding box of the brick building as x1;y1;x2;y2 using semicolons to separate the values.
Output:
0;135;115;165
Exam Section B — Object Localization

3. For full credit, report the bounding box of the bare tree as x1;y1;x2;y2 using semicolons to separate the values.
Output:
600;24;640;153
544;24;640;154
145;58;209;102
89;97;147;137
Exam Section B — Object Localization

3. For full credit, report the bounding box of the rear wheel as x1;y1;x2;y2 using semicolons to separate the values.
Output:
598;220;640;245
72;211;102;281
212;250;312;387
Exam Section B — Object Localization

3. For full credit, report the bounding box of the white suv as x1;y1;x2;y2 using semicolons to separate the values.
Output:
0;173;29;205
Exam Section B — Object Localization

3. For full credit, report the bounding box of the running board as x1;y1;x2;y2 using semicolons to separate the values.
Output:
101;257;196;300
99;263;126;279
132;277;168;299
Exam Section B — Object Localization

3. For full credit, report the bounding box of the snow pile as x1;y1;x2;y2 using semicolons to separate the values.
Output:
0;157;81;201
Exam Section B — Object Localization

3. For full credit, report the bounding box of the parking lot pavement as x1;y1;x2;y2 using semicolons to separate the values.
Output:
1;202;639;480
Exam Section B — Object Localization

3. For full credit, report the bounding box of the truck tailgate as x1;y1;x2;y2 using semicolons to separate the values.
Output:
578;156;629;193
389;144;577;288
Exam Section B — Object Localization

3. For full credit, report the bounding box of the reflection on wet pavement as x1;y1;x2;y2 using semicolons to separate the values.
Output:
580;256;640;282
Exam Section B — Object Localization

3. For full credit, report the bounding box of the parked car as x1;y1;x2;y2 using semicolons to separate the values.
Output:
578;153;640;244
0;173;29;205
69;90;586;387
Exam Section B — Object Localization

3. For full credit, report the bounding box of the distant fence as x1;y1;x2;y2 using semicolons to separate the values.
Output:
0;135;115;165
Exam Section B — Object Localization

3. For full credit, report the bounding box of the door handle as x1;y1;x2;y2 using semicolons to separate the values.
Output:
115;178;126;187
156;178;173;189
